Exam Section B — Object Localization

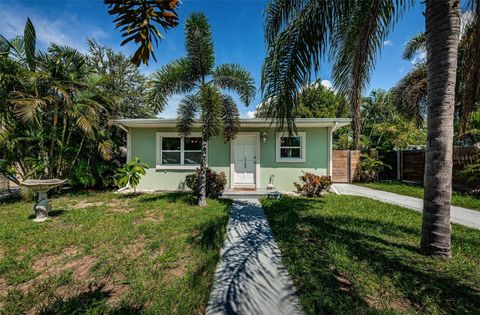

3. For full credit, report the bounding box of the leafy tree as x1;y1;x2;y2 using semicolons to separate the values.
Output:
261;0;463;258
104;0;180;66
149;13;255;206
87;39;156;118
116;157;148;193
0;19;123;188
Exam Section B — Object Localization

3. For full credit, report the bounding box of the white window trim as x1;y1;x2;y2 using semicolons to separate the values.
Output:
276;132;307;162
156;132;203;170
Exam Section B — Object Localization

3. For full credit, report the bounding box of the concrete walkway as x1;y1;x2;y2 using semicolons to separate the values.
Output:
333;184;480;230
206;199;303;315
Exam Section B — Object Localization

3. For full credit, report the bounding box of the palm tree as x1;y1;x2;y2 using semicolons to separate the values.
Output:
420;0;461;258
393;4;480;133
262;0;462;258
149;12;255;206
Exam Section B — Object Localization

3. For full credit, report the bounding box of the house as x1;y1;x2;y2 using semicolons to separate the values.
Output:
112;118;351;192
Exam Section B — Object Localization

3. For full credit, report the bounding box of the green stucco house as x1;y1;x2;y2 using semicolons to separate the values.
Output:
112;118;350;192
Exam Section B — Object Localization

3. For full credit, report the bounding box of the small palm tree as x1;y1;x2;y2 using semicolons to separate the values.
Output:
149;12;255;206
116;157;148;194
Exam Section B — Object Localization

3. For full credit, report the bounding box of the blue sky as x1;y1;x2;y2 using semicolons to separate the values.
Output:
0;0;426;118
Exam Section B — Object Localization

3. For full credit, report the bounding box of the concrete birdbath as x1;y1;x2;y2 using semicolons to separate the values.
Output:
21;179;66;222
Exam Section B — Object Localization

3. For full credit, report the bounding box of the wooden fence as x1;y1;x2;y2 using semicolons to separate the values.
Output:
332;150;361;183
379;147;478;188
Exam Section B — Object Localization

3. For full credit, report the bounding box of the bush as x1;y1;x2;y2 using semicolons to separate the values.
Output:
460;152;480;195
115;157;148;193
294;172;332;197
356;152;391;182
185;167;227;198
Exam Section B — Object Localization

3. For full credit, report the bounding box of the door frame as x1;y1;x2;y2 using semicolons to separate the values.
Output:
230;132;261;189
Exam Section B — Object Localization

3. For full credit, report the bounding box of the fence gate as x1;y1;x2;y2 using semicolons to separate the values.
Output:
332;150;361;183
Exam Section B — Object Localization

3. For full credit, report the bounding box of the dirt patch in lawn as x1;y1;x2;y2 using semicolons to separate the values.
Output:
70;201;105;209
122;237;146;259
107;199;134;213
32;246;80;273
135;211;164;224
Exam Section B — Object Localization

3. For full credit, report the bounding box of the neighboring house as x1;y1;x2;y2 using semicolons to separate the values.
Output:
112;118;350;191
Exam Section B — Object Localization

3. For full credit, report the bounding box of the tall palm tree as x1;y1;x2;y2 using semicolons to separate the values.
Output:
262;0;462;258
149;12;255;206
421;0;460;258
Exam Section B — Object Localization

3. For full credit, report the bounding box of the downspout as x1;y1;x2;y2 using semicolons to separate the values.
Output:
328;122;339;178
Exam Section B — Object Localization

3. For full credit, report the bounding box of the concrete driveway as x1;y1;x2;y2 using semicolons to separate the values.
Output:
333;184;480;230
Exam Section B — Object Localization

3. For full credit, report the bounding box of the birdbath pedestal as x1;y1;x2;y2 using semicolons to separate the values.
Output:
21;179;66;222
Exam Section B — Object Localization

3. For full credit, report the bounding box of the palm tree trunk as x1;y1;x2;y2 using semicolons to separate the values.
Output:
198;138;208;207
351;91;362;150
421;0;460;259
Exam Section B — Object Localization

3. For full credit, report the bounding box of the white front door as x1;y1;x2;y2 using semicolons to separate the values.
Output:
233;135;257;186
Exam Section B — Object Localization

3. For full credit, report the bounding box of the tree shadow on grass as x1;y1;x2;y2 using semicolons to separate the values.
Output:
37;284;143;315
262;197;480;314
138;192;196;205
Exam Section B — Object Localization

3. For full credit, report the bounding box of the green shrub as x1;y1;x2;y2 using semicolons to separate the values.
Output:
115;157;148;193
294;172;332;197
356;152;391;182
460;152;480;195
185;167;226;198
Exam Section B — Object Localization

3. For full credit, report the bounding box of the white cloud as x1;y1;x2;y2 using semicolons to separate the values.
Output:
0;5;108;52
246;110;257;118
320;79;333;90
383;40;393;46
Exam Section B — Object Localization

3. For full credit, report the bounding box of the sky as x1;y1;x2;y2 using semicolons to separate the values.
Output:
0;0;426;118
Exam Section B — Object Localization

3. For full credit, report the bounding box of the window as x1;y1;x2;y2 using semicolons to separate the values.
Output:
157;133;203;169
276;132;306;162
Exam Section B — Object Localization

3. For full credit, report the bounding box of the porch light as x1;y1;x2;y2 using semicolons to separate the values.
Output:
262;132;267;143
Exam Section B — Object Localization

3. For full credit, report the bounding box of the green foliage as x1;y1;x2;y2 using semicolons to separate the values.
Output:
104;0;180;66
115;157;148;193
0;20;149;189
185;167;227;198
86;39;156;118
294;172;332;197
460;153;480;195
256;80;348;119
356;151;391;182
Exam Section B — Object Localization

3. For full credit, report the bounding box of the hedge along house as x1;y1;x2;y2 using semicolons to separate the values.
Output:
112;118;351;192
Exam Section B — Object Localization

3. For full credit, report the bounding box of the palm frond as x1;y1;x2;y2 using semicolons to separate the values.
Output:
185;12;215;78
177;94;200;137
220;94;240;142
458;3;480;131
199;84;222;139
264;0;310;46
262;0;338;132
390;63;427;126
402;32;426;60
11;91;55;123
212;64;256;106
148;58;196;112
24;18;36;71
98;139;114;161
104;0;180;66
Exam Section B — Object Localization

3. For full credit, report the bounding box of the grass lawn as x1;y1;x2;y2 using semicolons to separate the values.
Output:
356;180;480;211
0;192;230;314
261;195;480;314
